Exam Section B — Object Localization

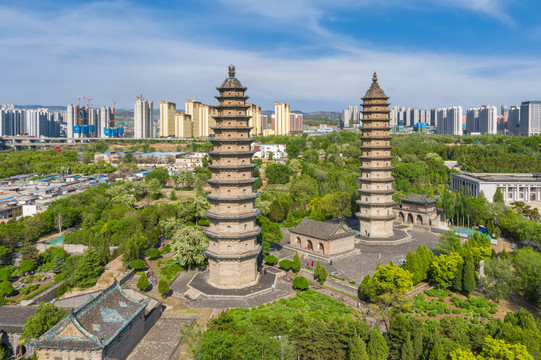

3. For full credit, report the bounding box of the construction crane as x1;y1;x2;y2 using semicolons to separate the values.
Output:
112;99;117;129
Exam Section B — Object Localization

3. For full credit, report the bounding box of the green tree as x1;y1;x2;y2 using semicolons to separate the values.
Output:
279;259;293;271
73;249;104;288
403;251;423;284
401;334;415;360
145;167;169;187
158;278;169;298
268;200;286;222
480;336;533;360
21;303;67;339
348;335;369;360
512;247;541;306
0;246;11;264
483;257;515;301
493;187;505;203
51;255;66;275
371;263;413;303
265;163;291;184
367;328;389;360
359;274;374;301
286;143;301;159
321;191;352;220
145;248;161;259
170;225;208;269
452;260;463;292
0;281;14;297
137;272;149;292
462;260;476;295
257;217;283;254
435;231;461;255
19;260;35;273
292;252;301;274
314;261;328;285
429;252;463;288
20;244;39;263
169;190;177;201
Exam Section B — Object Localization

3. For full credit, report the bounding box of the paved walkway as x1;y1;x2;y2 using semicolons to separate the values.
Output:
127;313;199;360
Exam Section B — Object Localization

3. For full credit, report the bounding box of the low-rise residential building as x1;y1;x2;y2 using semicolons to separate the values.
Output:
251;143;287;159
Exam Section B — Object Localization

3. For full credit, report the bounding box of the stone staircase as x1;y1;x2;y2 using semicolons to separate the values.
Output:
183;287;202;300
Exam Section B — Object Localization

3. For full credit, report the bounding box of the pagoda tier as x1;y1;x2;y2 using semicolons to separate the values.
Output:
356;73;396;238
203;65;261;288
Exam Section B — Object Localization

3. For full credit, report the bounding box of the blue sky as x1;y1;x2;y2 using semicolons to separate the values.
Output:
1;0;540;112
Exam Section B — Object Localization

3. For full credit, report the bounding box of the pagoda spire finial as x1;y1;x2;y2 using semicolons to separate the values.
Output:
228;64;235;78
372;72;378;83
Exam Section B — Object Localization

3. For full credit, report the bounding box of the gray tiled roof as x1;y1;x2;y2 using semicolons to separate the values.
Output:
290;218;357;241
0;306;37;333
400;193;438;205
29;280;149;351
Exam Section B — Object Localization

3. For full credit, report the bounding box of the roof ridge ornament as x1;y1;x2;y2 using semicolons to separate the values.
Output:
229;64;235;78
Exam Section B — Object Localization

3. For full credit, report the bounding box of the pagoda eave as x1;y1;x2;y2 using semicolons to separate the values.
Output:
205;209;261;220
208;164;257;170
209;138;254;143
203;247;261;261
204;228;261;240
207;177;259;185
358;165;394;171
211;126;253;131
356;188;395;194
205;193;260;202
355;213;396;221
356;201;396;207
208;150;255;156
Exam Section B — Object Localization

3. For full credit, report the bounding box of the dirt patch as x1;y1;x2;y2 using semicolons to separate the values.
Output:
491;237;515;254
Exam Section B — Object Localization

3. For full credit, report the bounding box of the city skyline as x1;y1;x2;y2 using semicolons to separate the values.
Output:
1;0;541;111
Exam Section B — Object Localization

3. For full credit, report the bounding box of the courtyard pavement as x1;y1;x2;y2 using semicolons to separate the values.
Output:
271;225;440;284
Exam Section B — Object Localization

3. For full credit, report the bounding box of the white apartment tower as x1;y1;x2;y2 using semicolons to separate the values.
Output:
134;96;154;139
436;106;463;135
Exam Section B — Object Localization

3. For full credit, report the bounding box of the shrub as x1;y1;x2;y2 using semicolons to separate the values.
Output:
264;255;279;265
425;288;449;298
145;249;161;259
452;309;461;314
198;218;210;226
292;276;309;291
129;259;146;271
157;258;165;266
137;272;150;292
279;259;293;271
19;260;35;273
158;278;169;298
160;244;172;254
19;284;40;295
428;310;437;317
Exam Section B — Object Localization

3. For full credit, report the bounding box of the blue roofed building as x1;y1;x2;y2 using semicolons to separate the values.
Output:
29;280;161;360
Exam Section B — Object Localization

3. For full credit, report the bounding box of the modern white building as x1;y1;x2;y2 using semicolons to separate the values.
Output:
134;97;154;139
251;143;287;159
451;172;541;203
508;105;521;135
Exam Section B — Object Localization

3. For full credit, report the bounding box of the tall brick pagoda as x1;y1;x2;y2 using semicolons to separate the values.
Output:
356;72;395;237
203;65;261;288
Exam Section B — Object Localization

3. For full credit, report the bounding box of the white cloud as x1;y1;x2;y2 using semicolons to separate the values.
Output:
0;1;537;112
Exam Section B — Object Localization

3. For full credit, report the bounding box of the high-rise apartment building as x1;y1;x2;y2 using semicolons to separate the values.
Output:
478;105;498;134
247;103;262;137
436;106;463;135
185;100;216;138
390;106;432;127
134;96;154;139
290;112;303;132
99;106;114;138
508;106;520;135
341;108;350;128
466;108;480;134
160;101;177;137
356;73;395;238
174;113;193;138
274;102;290;135
0;106;60;137
518;101;541;137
